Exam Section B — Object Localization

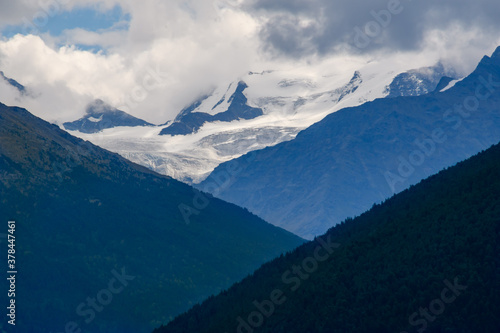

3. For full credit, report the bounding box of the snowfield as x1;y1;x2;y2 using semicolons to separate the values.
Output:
67;54;453;184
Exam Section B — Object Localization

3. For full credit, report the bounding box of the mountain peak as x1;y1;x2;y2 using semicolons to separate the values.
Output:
385;63;455;98
85;99;115;115
492;46;500;59
472;46;500;78
64;99;154;133
160;80;263;136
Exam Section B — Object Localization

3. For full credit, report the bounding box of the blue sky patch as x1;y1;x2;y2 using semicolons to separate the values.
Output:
1;5;130;39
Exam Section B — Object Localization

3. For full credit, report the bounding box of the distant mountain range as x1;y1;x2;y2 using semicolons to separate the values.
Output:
0;103;303;332
200;47;500;239
156;139;500;333
64;58;455;183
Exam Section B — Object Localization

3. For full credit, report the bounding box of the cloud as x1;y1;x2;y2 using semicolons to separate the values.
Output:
249;0;500;59
0;0;264;124
57;28;128;49
0;34;131;122
0;0;499;126
0;0;41;27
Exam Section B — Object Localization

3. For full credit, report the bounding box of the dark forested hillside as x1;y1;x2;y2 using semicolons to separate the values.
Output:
157;141;500;333
0;103;303;333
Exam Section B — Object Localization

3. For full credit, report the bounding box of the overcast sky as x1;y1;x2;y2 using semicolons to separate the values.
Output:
0;0;499;124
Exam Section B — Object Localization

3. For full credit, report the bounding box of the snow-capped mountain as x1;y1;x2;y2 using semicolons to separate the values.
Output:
65;57;457;184
63;99;154;133
160;81;264;136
